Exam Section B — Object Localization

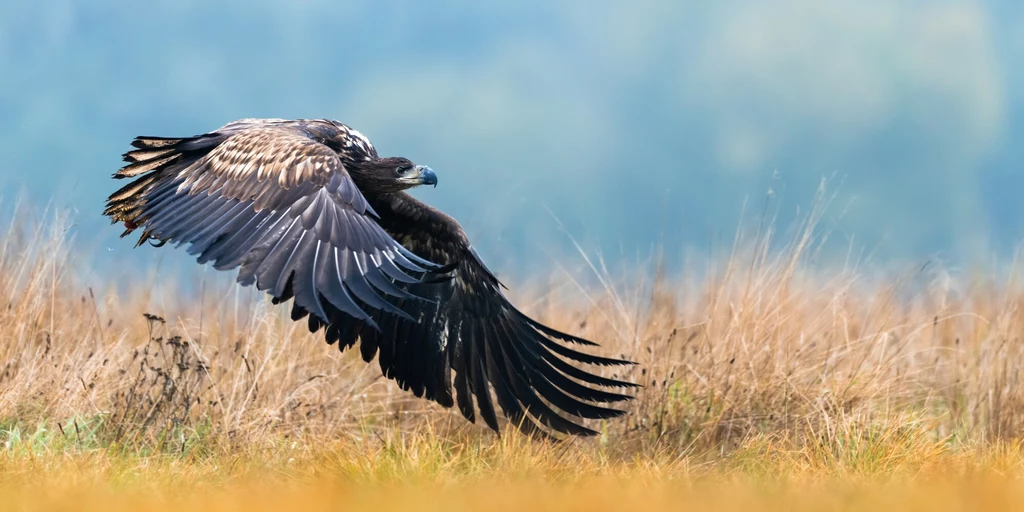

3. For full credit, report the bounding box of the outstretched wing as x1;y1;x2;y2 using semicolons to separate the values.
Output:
103;119;437;326
301;192;637;437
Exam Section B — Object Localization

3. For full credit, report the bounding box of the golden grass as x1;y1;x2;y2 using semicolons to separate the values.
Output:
3;195;1024;509
3;436;1024;511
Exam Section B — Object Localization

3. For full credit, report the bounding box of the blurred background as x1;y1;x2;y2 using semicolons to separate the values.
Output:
1;0;1021;279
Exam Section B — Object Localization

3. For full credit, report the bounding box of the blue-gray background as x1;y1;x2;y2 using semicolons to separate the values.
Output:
2;1;1022;279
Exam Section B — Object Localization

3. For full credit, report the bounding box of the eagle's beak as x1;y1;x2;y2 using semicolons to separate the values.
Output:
413;165;438;188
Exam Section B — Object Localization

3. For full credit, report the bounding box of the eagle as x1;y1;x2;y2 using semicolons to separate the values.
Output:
103;118;635;437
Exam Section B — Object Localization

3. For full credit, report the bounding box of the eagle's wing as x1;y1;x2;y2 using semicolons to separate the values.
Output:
306;192;637;437
103;120;437;326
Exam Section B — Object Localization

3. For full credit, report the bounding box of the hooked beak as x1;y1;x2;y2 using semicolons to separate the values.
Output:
400;165;438;188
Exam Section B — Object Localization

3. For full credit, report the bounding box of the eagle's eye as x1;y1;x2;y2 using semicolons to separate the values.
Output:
395;165;412;175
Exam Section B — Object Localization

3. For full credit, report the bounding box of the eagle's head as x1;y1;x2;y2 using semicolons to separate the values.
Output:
347;156;437;193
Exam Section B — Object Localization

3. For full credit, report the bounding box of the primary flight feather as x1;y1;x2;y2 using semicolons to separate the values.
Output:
103;118;636;437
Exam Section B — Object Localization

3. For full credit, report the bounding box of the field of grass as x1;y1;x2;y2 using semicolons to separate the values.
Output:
3;201;1024;510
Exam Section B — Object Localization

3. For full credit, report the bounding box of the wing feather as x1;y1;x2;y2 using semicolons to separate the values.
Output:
103;119;439;331
469;322;501;432
294;191;638;438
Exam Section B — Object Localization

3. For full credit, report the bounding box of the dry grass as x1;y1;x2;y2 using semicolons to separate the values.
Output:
2;195;1024;509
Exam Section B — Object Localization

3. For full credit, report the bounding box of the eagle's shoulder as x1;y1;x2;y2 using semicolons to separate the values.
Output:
320;119;378;160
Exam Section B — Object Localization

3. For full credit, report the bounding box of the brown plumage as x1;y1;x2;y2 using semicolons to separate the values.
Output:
103;118;636;437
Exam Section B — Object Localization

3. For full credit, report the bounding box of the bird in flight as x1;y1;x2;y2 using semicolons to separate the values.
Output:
103;118;635;437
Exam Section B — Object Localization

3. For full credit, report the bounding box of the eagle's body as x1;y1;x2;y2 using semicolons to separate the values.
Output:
103;118;634;437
